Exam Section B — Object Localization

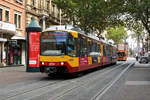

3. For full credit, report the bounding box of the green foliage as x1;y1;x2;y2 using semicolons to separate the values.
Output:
105;26;128;43
54;0;149;41
130;22;145;39
125;0;150;35
53;0;125;34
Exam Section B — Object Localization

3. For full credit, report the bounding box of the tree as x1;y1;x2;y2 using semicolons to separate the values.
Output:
53;0;100;33
53;0;125;34
125;0;150;36
130;22;146;53
105;26;128;44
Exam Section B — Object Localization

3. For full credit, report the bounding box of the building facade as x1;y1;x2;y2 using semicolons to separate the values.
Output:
0;0;26;67
26;0;67;29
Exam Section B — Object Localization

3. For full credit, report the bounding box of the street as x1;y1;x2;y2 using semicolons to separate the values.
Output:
1;58;150;100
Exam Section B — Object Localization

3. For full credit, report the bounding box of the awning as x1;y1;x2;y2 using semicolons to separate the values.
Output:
11;36;26;40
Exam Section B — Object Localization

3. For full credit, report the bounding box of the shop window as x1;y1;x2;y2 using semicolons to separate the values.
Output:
0;9;2;21
5;10;9;22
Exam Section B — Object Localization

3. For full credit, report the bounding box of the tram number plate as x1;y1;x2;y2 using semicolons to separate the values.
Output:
49;63;55;66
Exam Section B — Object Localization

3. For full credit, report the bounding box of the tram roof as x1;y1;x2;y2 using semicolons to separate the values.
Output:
44;25;114;46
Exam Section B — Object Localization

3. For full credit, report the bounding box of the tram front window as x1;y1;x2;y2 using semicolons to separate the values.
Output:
117;52;125;57
40;31;68;56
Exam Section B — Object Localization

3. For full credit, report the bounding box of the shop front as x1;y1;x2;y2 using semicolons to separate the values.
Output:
6;38;25;66
0;21;16;67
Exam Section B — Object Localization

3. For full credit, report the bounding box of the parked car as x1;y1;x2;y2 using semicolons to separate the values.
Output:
145;52;150;62
139;56;149;64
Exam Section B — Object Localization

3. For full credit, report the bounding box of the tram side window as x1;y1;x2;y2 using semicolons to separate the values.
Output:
79;35;88;57
103;45;106;56
107;46;111;56
105;45;110;56
88;40;92;56
113;48;117;56
97;44;101;53
67;34;77;57
91;42;97;52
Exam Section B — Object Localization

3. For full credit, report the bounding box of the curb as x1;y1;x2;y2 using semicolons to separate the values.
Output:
0;65;25;68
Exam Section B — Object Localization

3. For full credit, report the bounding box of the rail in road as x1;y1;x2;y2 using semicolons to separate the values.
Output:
0;62;135;100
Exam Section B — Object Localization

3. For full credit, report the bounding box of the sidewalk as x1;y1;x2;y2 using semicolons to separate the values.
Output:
0;66;45;86
0;66;26;72
112;62;150;100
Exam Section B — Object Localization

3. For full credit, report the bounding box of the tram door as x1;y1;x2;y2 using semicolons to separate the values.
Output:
78;35;88;66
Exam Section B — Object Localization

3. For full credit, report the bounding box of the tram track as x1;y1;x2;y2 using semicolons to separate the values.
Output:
91;62;135;100
1;80;64;100
37;63;129;100
47;63;130;100
1;63;129;100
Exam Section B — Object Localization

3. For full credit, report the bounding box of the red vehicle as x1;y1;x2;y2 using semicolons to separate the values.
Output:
117;43;128;61
39;25;117;76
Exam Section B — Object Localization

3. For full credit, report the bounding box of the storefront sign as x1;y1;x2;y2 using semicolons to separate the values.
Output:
0;38;7;42
29;32;40;67
0;21;16;32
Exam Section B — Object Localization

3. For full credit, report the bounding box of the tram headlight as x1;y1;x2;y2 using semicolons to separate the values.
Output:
42;62;44;65
61;62;64;65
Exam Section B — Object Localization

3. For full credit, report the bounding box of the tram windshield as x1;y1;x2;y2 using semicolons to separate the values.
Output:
40;31;68;56
117;52;125;57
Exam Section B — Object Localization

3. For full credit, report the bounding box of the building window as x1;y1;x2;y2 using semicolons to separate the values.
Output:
14;14;17;27
47;0;50;10
32;0;35;6
18;15;21;28
57;9;61;18
0;9;2;21
5;10;9;22
52;4;55;16
14;13;21;29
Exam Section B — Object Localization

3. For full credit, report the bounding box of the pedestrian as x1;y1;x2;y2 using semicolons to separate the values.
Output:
136;54;138;61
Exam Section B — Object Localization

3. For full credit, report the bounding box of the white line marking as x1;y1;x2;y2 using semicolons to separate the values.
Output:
92;62;134;100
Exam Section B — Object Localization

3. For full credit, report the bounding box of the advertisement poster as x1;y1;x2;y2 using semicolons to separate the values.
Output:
29;32;40;67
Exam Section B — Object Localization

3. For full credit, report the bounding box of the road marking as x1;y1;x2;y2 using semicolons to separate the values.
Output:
126;81;150;85
92;62;135;100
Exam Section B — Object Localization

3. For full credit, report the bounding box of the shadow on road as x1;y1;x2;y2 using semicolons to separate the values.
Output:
40;64;120;80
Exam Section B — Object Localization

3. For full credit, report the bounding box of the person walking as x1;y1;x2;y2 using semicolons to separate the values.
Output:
136;53;138;61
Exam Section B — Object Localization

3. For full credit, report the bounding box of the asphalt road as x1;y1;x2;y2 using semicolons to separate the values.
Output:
0;60;135;100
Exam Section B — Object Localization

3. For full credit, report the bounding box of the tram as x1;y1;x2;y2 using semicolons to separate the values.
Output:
39;25;117;75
